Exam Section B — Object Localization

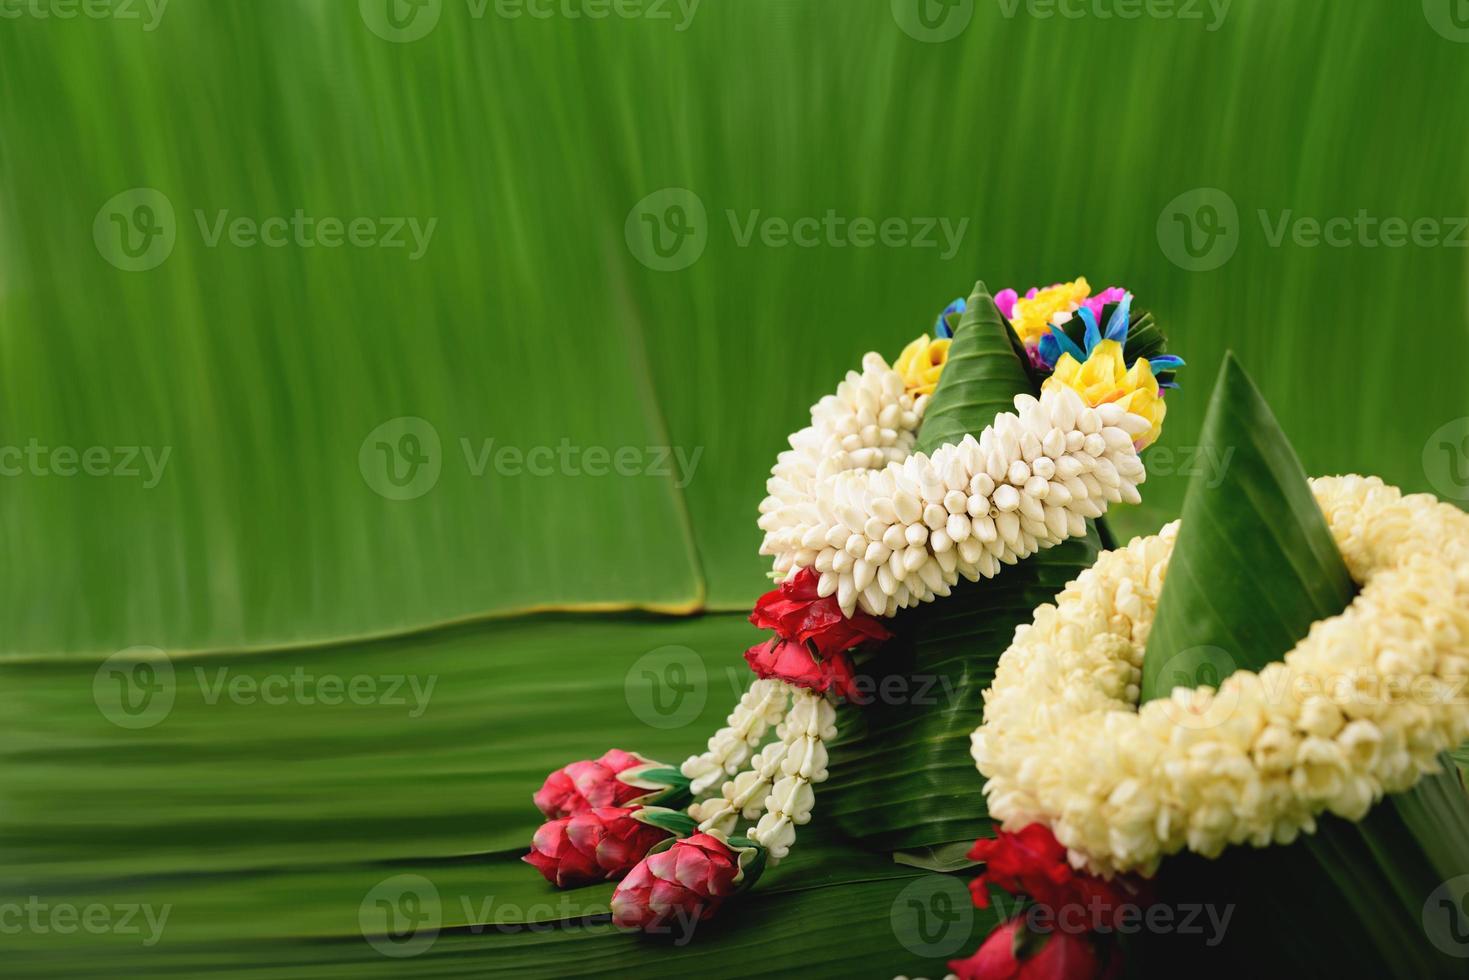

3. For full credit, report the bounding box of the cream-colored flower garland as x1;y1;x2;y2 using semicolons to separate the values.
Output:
972;475;1469;877
757;352;1153;618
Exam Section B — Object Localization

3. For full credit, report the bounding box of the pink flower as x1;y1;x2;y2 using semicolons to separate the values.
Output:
743;637;858;699
1081;286;1128;324
523;807;670;888
533;749;653;819
610;832;742;933
995;288;1021;320
949;921;1115;980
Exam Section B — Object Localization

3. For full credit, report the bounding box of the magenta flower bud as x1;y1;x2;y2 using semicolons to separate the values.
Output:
610;833;747;934
532;749;654;819
523;807;671;888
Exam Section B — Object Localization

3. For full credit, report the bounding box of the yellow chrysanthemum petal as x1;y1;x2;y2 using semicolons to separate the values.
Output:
895;334;950;395
1009;277;1092;346
1042;340;1167;449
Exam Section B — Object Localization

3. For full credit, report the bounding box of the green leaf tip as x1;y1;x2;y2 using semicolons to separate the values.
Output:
914;280;1036;456
1139;354;1355;703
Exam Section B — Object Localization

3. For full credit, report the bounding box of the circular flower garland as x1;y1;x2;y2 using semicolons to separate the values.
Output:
523;278;1185;938
971;475;1469;878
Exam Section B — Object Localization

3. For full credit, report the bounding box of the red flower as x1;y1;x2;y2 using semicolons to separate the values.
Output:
749;568;891;658
949;920;1113;980
609;832;741;934
533;749;652;819
967;824;1135;919
523;807;670;888
743;637;858;699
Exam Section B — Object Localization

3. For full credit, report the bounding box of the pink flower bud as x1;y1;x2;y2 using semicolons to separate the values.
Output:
523;807;670;888
610;833;742;934
533;749;651;819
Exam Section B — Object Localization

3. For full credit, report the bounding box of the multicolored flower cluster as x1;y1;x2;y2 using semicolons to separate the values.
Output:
968;280;1185;450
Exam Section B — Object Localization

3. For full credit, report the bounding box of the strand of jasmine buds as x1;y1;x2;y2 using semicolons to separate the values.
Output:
686;730;793;836
679;678;790;796
759;353;927;572
761;385;1149;617
748;687;835;864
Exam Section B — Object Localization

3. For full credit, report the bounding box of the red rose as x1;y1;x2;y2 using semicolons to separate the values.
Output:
609;832;742;934
523;807;669;888
533;749;653;819
743;637;858;699
967;824;1075;911
949;920;1111;980
749;568;891;658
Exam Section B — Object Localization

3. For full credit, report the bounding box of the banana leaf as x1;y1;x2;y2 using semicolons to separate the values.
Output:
1134;355;1469;977
824;282;1105;852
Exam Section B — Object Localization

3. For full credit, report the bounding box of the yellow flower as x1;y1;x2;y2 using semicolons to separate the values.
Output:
894;334;951;396
1009;277;1092;347
1042;339;1167;449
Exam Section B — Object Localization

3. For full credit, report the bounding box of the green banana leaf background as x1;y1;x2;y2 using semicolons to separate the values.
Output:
3;0;1469;976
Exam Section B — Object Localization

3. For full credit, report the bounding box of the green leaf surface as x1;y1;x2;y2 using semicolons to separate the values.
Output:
1141;353;1355;700
824;282;1104;850
0;611;995;978
1135;355;1469;975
